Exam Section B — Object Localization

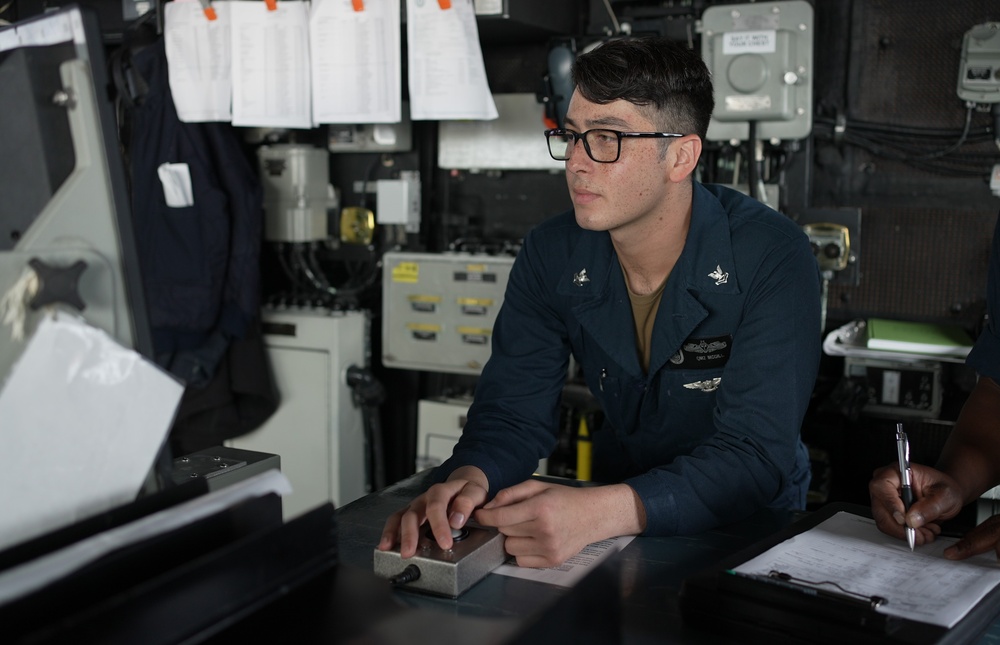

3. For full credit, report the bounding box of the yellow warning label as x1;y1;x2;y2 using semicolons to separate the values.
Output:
406;322;442;332
408;294;442;303
392;262;419;283
456;326;492;335
457;297;494;306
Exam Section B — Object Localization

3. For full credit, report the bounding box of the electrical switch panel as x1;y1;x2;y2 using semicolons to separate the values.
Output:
382;252;514;375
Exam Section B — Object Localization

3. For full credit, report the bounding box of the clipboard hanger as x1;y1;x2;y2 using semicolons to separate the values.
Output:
738;569;889;611
198;0;217;21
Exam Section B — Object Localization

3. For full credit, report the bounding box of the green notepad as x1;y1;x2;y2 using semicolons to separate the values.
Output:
866;318;974;357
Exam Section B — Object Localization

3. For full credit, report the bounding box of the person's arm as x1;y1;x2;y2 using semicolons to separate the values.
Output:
936;376;1000;503
872;213;1000;553
474;480;646;568
869;377;1000;551
921;375;1000;560
380;220;576;554
433;220;576;494
942;214;1000;558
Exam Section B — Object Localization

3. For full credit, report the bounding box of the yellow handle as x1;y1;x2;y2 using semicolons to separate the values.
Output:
576;415;592;482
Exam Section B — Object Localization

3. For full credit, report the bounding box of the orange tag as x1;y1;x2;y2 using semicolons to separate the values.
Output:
202;5;217;20
352;0;364;10
265;0;277;10
437;0;451;8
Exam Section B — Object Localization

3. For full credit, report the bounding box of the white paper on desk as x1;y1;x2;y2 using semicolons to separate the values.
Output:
230;0;312;129
405;0;498;121
310;0;401;124
0;313;184;553
734;511;1000;628
164;0;233;122
494;535;635;588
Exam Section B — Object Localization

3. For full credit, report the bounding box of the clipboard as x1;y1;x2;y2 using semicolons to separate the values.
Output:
679;502;1000;645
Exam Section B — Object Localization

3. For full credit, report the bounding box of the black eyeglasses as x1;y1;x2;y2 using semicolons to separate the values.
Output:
544;128;685;163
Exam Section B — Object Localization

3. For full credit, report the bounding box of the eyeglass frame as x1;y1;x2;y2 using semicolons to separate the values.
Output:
544;128;686;163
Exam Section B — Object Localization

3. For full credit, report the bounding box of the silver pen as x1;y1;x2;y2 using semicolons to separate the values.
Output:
895;424;916;551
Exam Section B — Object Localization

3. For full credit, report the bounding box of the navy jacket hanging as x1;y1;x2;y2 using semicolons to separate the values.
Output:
124;37;263;387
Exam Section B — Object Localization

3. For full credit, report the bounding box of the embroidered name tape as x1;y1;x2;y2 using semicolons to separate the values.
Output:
668;334;732;369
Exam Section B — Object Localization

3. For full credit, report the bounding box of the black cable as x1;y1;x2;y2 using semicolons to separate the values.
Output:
366;405;386;491
389;564;421;586
813;107;996;163
274;243;307;291
306;242;333;290
914;105;974;160
747;121;760;200
816;108;975;161
293;244;329;294
347;365;387;491
330;256;384;300
836;132;988;175
358;154;384;211
817;115;993;140
813;116;998;177
992;103;1000;150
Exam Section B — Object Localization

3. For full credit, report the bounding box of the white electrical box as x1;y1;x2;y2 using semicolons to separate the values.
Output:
417;397;548;475
957;22;1000;104
257;144;330;242
376;170;421;233
382;251;514;375
227;308;369;519
417;398;473;472
700;1;814;141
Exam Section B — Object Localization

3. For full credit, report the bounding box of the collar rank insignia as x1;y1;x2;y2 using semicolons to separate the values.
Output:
573;268;590;287
708;265;729;285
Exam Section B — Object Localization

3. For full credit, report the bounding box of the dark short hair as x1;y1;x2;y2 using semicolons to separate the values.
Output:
571;38;714;140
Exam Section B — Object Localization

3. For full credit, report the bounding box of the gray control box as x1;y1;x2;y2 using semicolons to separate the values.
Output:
700;0;814;141
373;525;507;597
845;356;943;420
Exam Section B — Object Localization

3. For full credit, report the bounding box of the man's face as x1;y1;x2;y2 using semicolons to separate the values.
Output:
562;89;673;236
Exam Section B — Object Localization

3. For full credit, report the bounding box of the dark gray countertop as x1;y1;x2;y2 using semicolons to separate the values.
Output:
207;469;1000;644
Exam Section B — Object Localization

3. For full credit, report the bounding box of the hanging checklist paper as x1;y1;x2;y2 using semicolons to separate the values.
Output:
405;0;498;120
310;0;401;124
230;0;312;129
164;0;233;122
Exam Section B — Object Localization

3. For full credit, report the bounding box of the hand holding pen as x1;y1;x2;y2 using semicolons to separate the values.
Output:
895;424;916;551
